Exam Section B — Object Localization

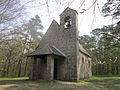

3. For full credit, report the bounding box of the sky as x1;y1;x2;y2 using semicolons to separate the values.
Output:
22;0;113;36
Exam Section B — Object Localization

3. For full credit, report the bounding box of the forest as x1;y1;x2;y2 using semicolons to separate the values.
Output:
0;0;120;77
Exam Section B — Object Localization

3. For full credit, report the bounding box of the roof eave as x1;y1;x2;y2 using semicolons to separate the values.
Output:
79;50;91;58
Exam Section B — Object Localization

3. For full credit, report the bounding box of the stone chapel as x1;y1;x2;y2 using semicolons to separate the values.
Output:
27;7;92;81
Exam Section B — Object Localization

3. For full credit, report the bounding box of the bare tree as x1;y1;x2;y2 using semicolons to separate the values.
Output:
0;0;25;44
0;0;24;24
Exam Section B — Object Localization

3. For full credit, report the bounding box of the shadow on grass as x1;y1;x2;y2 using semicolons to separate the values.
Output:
0;76;120;90
78;75;120;90
90;79;120;90
0;78;56;85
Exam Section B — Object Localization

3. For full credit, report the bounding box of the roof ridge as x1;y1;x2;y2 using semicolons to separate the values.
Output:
78;43;90;57
47;44;53;53
52;45;66;57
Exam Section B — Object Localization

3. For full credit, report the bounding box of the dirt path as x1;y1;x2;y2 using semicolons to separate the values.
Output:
0;84;17;90
56;80;89;86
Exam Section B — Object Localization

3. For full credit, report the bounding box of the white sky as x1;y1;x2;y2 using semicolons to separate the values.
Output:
22;0;113;36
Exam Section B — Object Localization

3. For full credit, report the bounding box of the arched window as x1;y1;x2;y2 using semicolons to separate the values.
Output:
88;61;91;67
82;57;84;63
64;16;72;29
86;60;88;63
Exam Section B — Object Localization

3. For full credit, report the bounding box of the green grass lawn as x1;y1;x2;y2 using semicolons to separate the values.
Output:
79;75;120;82
0;75;120;90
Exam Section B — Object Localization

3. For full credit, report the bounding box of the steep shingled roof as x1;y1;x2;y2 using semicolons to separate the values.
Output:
79;43;91;57
26;44;66;57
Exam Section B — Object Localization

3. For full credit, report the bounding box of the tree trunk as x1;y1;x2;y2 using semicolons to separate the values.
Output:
17;60;22;77
23;59;28;76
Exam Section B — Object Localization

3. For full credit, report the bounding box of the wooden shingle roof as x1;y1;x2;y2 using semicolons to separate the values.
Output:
26;44;66;57
79;43;91;58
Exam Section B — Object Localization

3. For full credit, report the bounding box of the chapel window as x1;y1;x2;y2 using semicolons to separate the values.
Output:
86;60;88;63
82;57;84;63
88;61;91;67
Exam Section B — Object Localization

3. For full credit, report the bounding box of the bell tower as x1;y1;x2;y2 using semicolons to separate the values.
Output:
60;7;78;32
59;7;79;80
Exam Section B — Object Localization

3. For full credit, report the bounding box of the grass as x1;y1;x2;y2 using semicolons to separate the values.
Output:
79;75;120;83
0;75;120;90
0;77;29;81
78;75;120;90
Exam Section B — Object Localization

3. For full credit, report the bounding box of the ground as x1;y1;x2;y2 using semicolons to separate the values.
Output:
0;75;120;90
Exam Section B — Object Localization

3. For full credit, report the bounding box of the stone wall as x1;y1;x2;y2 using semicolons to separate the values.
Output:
46;55;54;80
77;49;92;79
30;56;49;80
